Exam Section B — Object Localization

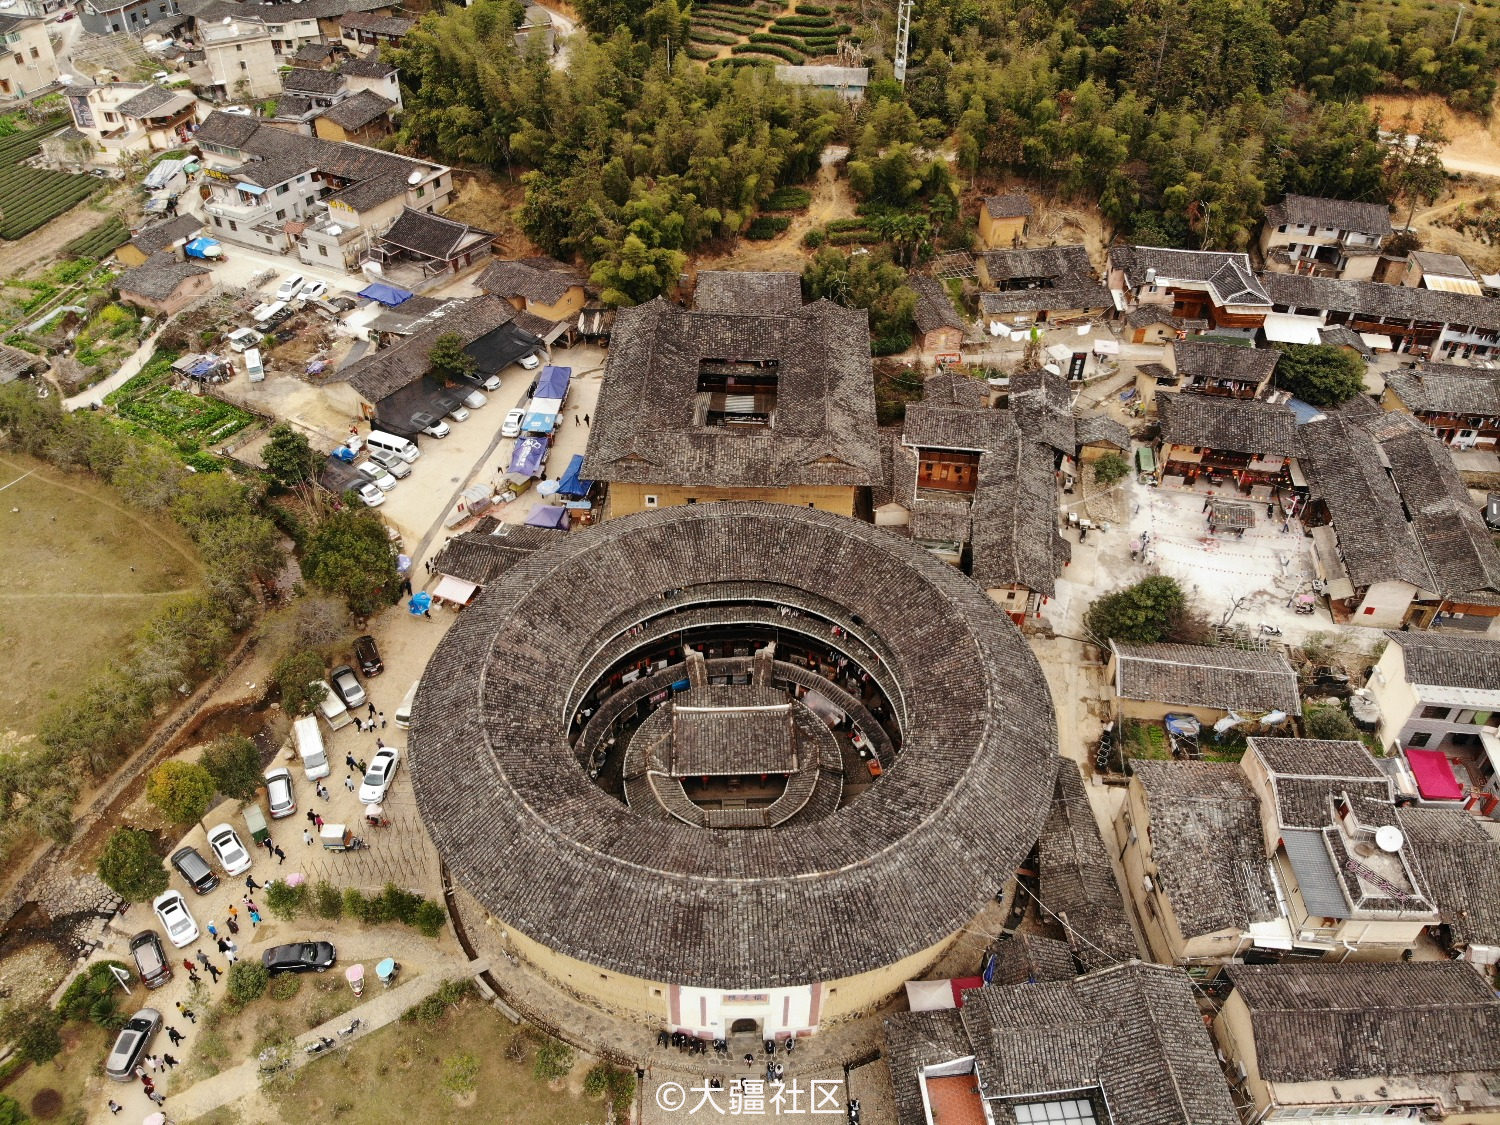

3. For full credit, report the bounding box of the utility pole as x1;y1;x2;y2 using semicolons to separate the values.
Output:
893;0;914;84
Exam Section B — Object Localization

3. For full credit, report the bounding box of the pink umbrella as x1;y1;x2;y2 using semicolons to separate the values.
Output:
143;1114;167;1125
284;872;306;887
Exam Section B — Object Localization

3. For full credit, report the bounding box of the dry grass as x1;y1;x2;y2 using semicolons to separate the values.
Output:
0;453;202;737
441;173;535;258
5;1020;112;1121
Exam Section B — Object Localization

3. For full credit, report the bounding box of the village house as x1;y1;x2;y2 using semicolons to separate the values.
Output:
313;88;395;142
4;0;66;19
192;16;281;100
425;519;564;607
1106;641;1301;731
288;40;347;68
1394;806;1500;965
189;0;332;61
581;271;881;519
1120;304;1195;345
1108;245;1272;335
1134;338;1280;407
339;10;413;51
115;213;202;268
908;276;966;354
79;0;177;36
1301;408;1500;632
115;253;214;316
1381;361;1500;448
338;55;402;110
1154;393;1303;495
0;15;57;100
476;257;589;343
1039;766;1140;969
976;193;1031;249
192;111;453;260
975;244;1112;334
367;206;493;282
883;961;1241;1125
1258;193;1392;280
1263;271;1500;361
1214;962;1500;1122
1400;249;1483;294
1365;631;1500;814
47;82;202;170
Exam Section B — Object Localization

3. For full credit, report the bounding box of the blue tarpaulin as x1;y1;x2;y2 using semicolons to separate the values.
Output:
522;409;558;435
556;454;592;498
525;505;569;529
186;355;218;377
508;434;549;478
408;591;432;616
183;238;221;259
358;282;414;307
535;365;571;400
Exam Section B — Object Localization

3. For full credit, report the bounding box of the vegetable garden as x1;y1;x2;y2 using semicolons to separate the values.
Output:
0;119;104;241
104;351;256;469
688;0;854;64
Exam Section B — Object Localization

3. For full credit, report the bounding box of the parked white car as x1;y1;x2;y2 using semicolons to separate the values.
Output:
354;481;385;507
265;766;296;819
518;353;541;370
367;448;411;478
207;823;253;876
275;274;306;301
358;747;400;803
356;461;397;491
445;403;470;423
461;389;487;410
501;409;525;438
153;890;199;948
227;327;259;352
302;280;328;301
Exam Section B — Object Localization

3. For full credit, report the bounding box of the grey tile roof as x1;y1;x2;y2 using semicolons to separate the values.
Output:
1076;414;1130;450
1410;250;1477;280
378;206;490;262
1129;761;1281;939
1039;764;1139;969
983;193;1032;218
969;437;1069;595
1385;630;1500;689
1268;194;1392;236
1318;324;1373;355
902;398;1016;451
882;1009;972;1125
116;84;184;118
407;503;1060;987
1247;736;1393;830
694;270;804;314
1157;392;1302;459
1385;362;1500;416
1398;807;1500;952
129;213;202;256
1224;961;1500;1082
1112;642;1302;715
429;524;564;586
581;297;882;490
343;295;515;403
1009;368;1076;456
986;934;1077;986
281;67;344;95
910;275;966;335
1264;271;1500;330
962;964;1239;1125
192;110;260;149
318;88;393;130
475;258;583;306
979;285;1112;315
340;55;396;78
339;10;413;34
981;244;1094;284
1170;339;1279;383
117;252;210;301
1111;245;1270;306
1124;305;1180;328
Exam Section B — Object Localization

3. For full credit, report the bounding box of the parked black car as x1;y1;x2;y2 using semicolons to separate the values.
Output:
129;930;173;990
261;941;337;975
170;845;219;895
353;634;384;677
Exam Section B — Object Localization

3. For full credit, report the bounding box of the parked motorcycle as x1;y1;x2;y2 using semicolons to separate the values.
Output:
305;1036;336;1056
1259;623;1283;636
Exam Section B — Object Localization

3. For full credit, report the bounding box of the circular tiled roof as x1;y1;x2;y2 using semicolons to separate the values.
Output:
409;504;1058;989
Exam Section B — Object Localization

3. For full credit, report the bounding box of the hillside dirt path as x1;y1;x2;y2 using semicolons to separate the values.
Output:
696;148;854;272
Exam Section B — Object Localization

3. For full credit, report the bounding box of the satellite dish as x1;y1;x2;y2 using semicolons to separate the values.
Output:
326;224;341;236
406;170;421;185
1376;825;1405;853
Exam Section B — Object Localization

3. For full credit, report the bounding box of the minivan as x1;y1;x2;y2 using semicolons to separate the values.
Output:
366;429;419;464
244;347;264;383
170;845;219;895
394;680;418;729
294;714;332;780
314;681;353;732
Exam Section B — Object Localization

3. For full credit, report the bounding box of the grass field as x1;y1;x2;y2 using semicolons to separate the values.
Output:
0;453;202;736
3;1020;111;1121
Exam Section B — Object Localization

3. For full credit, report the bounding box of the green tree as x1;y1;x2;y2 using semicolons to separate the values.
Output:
533;1037;575;1081
225;961;269;1006
262;423;321;487
200;734;262;802
1304;704;1360;741
1273;343;1366;406
274;651;329;716
96;827;168;902
5;1008;62;1065
589;233;686;307
1092;452;1130;486
428;332;477;385
146;760;217;823
301;508;402;618
265;879;307;919
802;247;916;352
442;1052;481;1097
1384;111;1450;227
1084;576;1189;645
0;1092;27;1125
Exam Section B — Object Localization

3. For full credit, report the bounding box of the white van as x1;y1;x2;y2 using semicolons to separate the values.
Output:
314;680;353;731
293;715;331;781
366;429;419;464
394;681;418;730
244;347;264;383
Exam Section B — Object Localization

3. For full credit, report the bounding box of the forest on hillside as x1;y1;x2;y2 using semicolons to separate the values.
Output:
387;0;1490;301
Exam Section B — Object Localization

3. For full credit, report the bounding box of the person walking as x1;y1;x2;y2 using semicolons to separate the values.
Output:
195;949;210;970
314;813;325;829
375;737;384;751
206;921;218;939
346;752;359;772
167;1026;184;1047
316;782;329;801
162;1053;179;1070
367;701;376;720
303;828;314;846
249;905;262;926
106;1100;122;1115
273;844;287;864
245;874;261;892
175;1002;196;1024
243;897;257;913
224;939;239;965
379;711;386;729
305;808;317;826
344;774;356;792
357;758;367;773
147;1089;165;1107
226;914;239;935
228;905;238;923
204;961;221;983
584;413;590;426
216;935;229;956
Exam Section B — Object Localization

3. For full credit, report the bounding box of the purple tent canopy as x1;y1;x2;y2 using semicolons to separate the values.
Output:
534;365;572;399
508;434;549;479
524;505;570;529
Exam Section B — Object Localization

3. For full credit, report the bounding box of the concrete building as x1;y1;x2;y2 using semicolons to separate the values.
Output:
581;272;881;519
1215;962;1500;1122
409;502;1058;1040
197;17;281;100
339;55;401;111
115;213;202;268
79;0;178;36
49;82;201;170
1259;193;1391;280
771;64;867;100
0;15;58;100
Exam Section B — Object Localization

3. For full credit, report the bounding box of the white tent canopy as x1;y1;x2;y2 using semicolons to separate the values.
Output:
1261;312;1323;345
432;575;478;604
905;979;957;1011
